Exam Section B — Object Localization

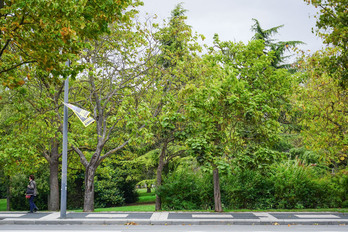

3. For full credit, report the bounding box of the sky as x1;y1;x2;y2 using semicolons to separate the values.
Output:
138;0;324;53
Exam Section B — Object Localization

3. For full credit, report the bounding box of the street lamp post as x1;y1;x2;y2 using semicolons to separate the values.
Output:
60;72;69;219
59;60;94;218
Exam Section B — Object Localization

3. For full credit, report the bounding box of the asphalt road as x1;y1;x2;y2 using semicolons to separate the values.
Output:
0;224;348;232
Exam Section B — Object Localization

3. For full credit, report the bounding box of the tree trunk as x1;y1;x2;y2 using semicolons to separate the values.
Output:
213;166;222;212
48;157;60;211
155;141;167;211
84;165;96;212
48;142;60;211
213;122;223;212
147;186;151;193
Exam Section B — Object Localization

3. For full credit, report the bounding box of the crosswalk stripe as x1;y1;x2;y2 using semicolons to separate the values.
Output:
150;212;169;220
295;214;340;218
38;212;60;220
0;214;25;217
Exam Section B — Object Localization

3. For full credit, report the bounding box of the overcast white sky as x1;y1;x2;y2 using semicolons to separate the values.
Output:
138;0;324;52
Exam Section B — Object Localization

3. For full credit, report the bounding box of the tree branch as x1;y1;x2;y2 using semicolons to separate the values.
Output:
100;140;129;162
0;60;36;74
72;145;89;168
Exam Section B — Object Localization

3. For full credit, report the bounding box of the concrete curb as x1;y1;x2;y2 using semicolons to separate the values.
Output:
1;219;347;226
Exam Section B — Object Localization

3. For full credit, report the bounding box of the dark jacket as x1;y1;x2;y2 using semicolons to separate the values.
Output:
27;180;38;196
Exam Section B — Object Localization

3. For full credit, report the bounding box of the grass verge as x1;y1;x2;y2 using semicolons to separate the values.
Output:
74;204;155;212
0;199;6;211
137;188;156;204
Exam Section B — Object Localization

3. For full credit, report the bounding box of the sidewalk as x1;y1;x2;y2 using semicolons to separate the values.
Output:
1;211;347;225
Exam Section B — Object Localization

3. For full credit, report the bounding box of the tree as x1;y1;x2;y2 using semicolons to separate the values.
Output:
0;85;49;210
70;12;157;211
145;3;204;211
296;0;347;168
295;47;347;169
304;0;348;88
251;19;303;69
0;72;65;210
0;0;138;89
185;37;293;212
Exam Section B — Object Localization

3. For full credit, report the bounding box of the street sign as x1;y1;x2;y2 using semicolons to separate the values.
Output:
62;102;95;127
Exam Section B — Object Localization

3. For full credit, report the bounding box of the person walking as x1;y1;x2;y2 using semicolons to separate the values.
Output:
27;175;38;213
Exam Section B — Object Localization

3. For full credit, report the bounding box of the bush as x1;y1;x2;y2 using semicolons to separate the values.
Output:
157;169;213;210
221;169;275;209
269;160;343;209
67;171;84;209
94;168;138;208
9;172;49;211
221;160;346;210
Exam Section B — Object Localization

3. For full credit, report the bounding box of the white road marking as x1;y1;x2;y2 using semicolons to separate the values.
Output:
253;212;278;221
86;213;128;218
295;214;340;218
150;212;169;220
0;214;25;217
192;214;233;218
38;212;60;220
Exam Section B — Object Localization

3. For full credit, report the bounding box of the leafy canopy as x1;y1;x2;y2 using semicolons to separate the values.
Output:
0;0;140;89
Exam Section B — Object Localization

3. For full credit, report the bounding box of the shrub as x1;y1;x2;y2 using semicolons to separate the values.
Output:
269;160;335;209
157;169;213;210
221;169;275;209
94;168;138;208
9;172;49;211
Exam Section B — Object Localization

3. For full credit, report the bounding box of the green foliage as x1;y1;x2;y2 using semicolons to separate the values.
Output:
0;170;7;199
1;0;347;212
66;171;84;209
270;160;341;209
304;0;347;88
0;0;139;88
157;161;347;210
250;18;303;69
221;169;275;209
232;147;286;172
94;162;139;208
157;169;214;210
94;179;125;208
295;48;347;166
9;171;49;211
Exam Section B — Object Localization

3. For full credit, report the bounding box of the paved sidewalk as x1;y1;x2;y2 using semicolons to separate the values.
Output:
0;211;347;225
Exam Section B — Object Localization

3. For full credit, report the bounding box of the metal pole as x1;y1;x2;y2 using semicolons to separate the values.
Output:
60;76;69;219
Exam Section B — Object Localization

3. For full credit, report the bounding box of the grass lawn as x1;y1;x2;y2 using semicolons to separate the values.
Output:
137;188;156;203
75;204;155;212
0;199;7;211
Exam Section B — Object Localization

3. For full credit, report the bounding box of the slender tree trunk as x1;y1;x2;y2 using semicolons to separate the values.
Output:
212;122;223;212
48;158;60;211
146;186;151;193
213;165;222;212
155;141;167;211
84;165;97;212
48;143;60;211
